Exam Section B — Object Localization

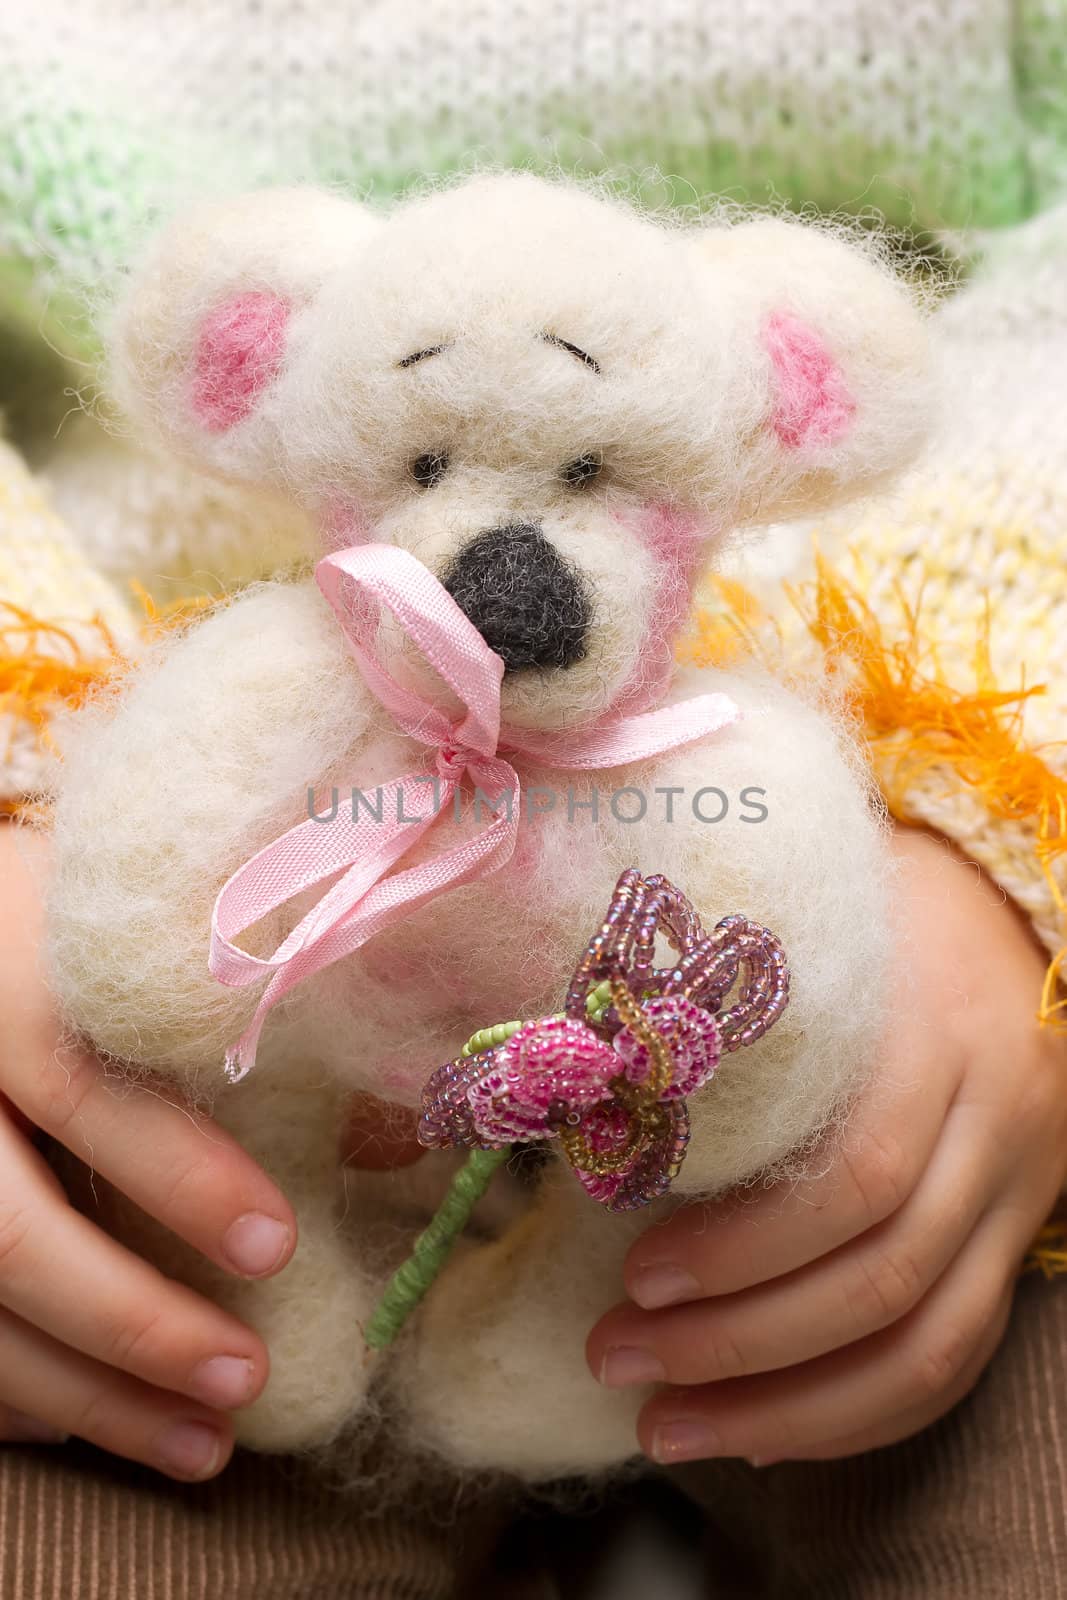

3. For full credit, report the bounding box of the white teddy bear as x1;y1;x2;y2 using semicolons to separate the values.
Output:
45;174;930;1482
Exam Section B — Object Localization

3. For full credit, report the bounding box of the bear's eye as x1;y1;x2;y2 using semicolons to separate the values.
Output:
560;452;602;488
410;450;449;489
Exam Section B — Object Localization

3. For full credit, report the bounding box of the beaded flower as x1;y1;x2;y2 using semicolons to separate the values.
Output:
419;868;790;1212
365;869;790;1348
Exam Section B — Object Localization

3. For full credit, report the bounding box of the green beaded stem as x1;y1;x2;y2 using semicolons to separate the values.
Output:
459;980;615;1059
585;979;614;1024
460;1019;523;1058
364;1146;511;1350
363;979;617;1350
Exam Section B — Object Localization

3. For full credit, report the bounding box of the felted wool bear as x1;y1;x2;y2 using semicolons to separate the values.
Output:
44;174;931;1483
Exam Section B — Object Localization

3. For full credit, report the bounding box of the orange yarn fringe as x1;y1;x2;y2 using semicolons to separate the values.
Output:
0;587;223;814
1024;1219;1067;1279
687;556;1067;1019
799;559;1067;1030
687;556;1067;1279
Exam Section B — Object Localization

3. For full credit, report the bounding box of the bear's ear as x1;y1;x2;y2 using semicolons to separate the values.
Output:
109;188;381;484
691;218;933;523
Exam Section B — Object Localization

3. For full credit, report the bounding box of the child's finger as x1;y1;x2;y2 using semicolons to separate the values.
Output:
590;1097;999;1387
0;1405;68;1444
0;1305;234;1481
6;1043;295;1280
634;1210;1014;1465
0;1114;268;1412
623;1051;962;1311
754;1300;1010;1463
0;825;295;1282
0;1091;36;1144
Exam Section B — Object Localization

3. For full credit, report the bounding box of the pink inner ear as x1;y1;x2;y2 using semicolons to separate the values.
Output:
191;291;291;433
763;310;855;450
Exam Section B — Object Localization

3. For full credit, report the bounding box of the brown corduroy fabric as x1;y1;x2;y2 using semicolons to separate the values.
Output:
669;1273;1067;1599
0;1441;537;1600
2;1276;1065;1598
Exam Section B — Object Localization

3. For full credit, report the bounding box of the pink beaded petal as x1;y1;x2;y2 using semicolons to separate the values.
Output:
571;1102;633;1207
465;1016;618;1144
613;995;721;1101
575;1100;692;1211
417;870;789;1213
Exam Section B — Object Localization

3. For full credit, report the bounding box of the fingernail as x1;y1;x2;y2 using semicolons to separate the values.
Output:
155;1420;223;1480
651;1420;722;1464
630;1264;702;1310
599;1347;666;1389
188;1355;255;1410
4;1409;69;1444
222;1213;291;1277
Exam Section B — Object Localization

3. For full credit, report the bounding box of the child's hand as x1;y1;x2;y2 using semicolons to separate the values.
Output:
587;827;1067;1465
0;823;296;1479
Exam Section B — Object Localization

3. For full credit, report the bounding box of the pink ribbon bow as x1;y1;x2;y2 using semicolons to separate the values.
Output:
210;544;739;1080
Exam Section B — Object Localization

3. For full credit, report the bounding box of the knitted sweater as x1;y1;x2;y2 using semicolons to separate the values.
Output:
2;0;1067;360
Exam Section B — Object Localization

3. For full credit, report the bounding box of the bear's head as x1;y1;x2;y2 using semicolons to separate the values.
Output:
112;173;930;731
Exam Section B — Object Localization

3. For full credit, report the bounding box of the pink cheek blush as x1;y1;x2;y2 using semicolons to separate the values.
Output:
319;497;372;551
635;502;707;633
610;501;708;712
763;310;855;450
190;290;291;433
638;502;707;663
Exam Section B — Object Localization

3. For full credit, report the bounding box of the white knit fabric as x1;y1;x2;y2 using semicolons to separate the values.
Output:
0;0;1060;323
42;415;314;600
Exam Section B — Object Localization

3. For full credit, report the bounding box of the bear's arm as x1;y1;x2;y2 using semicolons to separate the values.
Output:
638;667;893;1194
46;579;372;1082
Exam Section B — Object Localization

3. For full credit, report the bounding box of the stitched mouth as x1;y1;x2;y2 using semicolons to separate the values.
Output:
440;523;592;673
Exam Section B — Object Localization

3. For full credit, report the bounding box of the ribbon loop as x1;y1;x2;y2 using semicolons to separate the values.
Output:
210;543;740;1080
316;543;504;757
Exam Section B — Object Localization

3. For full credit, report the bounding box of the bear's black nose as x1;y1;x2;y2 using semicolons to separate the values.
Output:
440;523;591;673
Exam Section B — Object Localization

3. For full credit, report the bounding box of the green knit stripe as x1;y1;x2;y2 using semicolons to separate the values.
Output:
1017;0;1067;211
2;13;1062;357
